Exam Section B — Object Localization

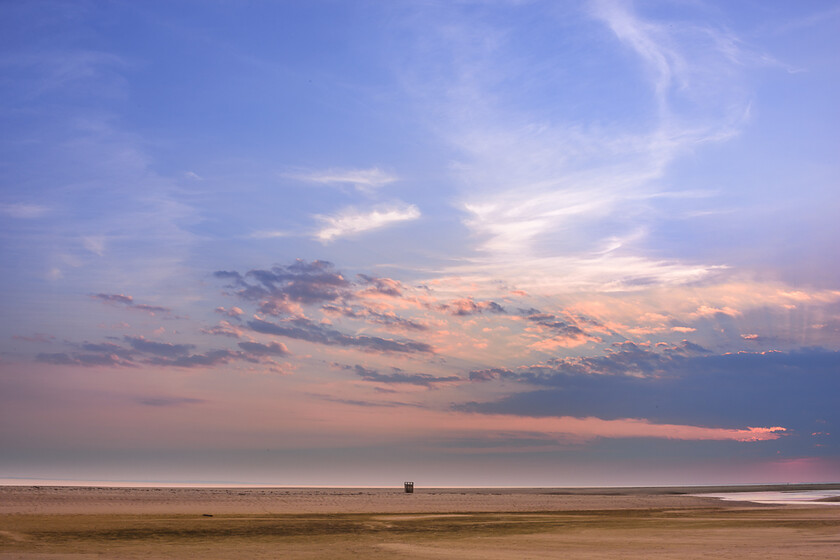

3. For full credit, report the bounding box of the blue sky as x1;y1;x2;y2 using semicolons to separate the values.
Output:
1;0;838;486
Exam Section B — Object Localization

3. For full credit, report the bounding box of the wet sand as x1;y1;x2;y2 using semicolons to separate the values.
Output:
2;484;839;559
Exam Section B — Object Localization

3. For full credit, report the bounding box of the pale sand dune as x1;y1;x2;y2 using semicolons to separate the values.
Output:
1;485;839;559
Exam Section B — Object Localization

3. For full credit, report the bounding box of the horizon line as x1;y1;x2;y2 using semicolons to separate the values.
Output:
3;477;839;490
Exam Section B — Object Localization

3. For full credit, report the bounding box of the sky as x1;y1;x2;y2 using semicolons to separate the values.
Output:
1;0;838;487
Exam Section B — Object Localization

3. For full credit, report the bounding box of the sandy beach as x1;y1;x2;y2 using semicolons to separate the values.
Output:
1;484;839;559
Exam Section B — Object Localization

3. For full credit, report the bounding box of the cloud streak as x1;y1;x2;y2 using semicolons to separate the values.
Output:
35;334;293;371
352;365;459;387
287;166;399;192
314;204;420;242
248;317;433;354
446;412;786;443
91;293;171;315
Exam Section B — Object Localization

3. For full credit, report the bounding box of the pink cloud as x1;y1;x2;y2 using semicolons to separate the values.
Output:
691;305;742;318
438;298;505;316
437;414;786;443
299;403;787;444
528;335;594;351
200;321;244;338
215;306;244;318
13;333;56;343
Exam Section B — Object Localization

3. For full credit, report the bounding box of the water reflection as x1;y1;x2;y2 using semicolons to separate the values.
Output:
697;490;840;505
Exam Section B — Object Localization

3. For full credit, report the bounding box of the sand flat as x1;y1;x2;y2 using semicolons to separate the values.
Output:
0;485;734;515
1;485;839;559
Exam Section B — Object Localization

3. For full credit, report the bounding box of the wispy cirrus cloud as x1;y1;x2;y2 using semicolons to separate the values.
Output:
286;166;398;192
399;0;761;294
0;48;126;98
91;293;171;315
0;203;49;219
314;204;420;243
249;229;292;239
12;333;55;343
36;351;135;368
134;396;204;407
